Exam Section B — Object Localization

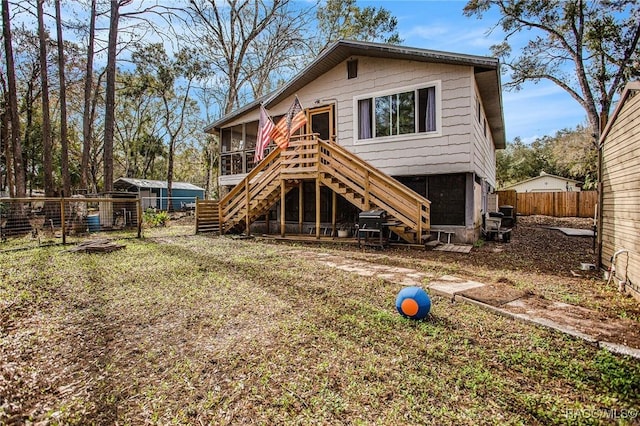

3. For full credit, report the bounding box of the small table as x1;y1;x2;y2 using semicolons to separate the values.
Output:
382;221;402;242
357;227;387;249
431;229;455;244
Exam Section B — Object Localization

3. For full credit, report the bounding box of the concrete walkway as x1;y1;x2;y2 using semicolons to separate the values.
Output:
287;249;640;359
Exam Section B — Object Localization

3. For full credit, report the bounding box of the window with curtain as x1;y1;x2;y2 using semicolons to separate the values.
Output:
358;99;372;139
357;84;438;140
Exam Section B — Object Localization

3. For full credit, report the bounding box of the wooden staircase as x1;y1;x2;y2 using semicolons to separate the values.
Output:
210;135;430;244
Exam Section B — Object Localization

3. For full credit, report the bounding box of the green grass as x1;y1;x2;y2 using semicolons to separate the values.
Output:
1;235;639;425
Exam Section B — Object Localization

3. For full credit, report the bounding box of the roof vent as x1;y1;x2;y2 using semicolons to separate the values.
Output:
347;59;358;79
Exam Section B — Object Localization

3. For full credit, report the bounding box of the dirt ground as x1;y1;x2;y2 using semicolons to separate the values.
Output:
2;214;640;424
345;215;640;349
137;213;640;344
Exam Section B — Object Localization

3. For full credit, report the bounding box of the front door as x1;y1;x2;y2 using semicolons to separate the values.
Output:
307;105;335;141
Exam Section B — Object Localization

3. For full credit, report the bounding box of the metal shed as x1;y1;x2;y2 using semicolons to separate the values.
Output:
113;178;205;211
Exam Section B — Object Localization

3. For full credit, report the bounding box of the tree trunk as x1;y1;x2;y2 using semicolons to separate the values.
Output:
55;0;71;196
0;75;8;195
2;0;26;197
37;0;54;197
24;79;35;195
166;140;175;212
103;0;120;193
81;0;96;191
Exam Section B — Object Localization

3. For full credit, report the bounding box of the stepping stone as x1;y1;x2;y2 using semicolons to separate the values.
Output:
428;279;485;298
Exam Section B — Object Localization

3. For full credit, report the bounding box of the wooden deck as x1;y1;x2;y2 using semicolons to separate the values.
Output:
198;135;431;244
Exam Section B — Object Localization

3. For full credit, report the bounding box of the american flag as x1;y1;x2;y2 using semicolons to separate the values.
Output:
270;96;307;150
255;104;275;162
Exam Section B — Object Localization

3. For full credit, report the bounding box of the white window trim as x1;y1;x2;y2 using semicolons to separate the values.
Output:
353;80;442;145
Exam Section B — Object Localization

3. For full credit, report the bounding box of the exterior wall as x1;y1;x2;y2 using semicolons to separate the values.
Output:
601;89;640;300
217;56;500;244
507;176;582;193
221;57;479;179
157;188;204;211
321;57;475;177
471;80;497;189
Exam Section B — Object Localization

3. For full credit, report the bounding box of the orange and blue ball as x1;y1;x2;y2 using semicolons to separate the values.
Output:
396;286;431;319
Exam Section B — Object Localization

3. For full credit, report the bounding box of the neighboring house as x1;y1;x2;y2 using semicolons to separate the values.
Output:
206;40;505;244
503;172;582;193
114;177;205;211
599;81;640;302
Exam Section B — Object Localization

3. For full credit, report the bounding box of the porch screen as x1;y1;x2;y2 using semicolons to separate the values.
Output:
428;174;465;226
395;174;465;226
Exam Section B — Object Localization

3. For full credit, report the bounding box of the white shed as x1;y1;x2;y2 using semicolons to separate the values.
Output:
503;172;582;193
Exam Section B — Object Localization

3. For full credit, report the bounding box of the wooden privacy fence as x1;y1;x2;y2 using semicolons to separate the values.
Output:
496;190;597;218
195;199;220;234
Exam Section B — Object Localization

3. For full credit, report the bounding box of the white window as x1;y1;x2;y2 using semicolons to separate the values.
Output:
356;82;440;142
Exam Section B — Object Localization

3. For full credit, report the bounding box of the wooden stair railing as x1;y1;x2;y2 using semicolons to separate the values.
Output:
217;134;430;243
219;147;283;233
218;136;318;233
316;140;430;244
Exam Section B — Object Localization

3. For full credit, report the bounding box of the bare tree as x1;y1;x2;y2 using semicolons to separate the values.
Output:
2;0;26;197
37;0;54;196
0;72;12;195
81;0;97;192
313;0;401;54
244;9;309;98
186;0;308;114
55;0;70;196
103;0;132;193
464;0;640;133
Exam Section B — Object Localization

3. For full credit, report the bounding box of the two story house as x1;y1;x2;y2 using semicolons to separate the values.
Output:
205;40;505;244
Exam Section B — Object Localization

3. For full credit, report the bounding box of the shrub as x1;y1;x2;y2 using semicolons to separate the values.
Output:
143;209;169;227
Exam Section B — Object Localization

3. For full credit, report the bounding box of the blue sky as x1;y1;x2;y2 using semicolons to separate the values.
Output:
50;0;588;143
361;0;589;143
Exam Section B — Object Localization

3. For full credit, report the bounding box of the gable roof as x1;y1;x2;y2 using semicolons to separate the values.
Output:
599;81;640;145
503;172;581;190
205;39;505;148
114;177;204;191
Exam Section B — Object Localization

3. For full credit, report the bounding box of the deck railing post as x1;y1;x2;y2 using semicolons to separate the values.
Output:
331;190;337;237
315;178;321;239
136;198;142;237
280;179;286;237
298;182;304;234
245;179;251;235
60;197;66;245
195;197;200;234
416;199;422;244
364;170;370;211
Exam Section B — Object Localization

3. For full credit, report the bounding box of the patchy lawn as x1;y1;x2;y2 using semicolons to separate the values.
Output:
1;222;640;424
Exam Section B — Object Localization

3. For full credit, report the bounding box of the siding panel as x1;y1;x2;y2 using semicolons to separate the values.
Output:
285;57;475;177
601;87;640;299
